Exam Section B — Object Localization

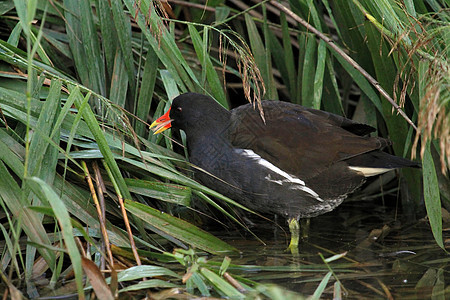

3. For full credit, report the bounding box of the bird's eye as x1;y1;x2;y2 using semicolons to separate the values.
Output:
176;107;182;112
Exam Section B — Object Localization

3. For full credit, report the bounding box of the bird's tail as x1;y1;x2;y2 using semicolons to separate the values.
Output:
345;151;420;177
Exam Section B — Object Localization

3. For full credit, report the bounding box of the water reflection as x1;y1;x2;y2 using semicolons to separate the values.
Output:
215;199;449;298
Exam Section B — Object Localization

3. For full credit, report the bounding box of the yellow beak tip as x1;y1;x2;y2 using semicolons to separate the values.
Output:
149;121;157;129
153;127;168;134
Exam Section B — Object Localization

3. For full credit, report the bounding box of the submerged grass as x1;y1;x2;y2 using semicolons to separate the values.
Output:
0;0;448;298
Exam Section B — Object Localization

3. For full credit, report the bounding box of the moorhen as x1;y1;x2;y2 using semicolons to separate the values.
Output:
150;93;420;252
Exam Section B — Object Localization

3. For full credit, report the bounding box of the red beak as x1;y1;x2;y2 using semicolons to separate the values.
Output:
150;107;172;134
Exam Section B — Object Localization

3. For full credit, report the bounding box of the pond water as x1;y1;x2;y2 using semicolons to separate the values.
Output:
213;197;449;299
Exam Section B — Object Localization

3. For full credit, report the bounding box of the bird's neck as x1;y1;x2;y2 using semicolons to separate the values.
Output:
186;107;231;138
184;110;232;157
186;123;231;147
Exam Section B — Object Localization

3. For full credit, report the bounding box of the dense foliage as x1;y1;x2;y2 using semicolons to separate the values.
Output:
0;0;448;298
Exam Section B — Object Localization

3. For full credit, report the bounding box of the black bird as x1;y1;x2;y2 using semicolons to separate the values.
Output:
151;93;420;252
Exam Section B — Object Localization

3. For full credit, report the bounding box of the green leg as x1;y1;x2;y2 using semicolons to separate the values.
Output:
287;218;300;255
301;218;310;239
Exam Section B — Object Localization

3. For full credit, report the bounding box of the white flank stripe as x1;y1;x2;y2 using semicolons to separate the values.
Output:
348;166;392;177
237;149;322;200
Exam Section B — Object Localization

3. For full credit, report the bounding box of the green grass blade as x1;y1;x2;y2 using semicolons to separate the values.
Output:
262;5;277;100
311;271;332;300
0;223;22;279
0;39;73;80
364;22;408;155
7;22;22;47
38;93;60;185
0;161;56;270
51;175;130;247
12;0;36;37
281;11;297;97
301;34;316;107
307;0;324;30
313;40;326;109
432;268;445;299
95;0;117;80
64;0;105;95
188;25;227;107
245;14;277;99
0;1;14;16
78;0;106;96
322;56;344;114
123;0;196;92
295;34;307;104
200;267;244;299
27;79;60;178
268;29;288;92
110;0;136;95
0;130;25;177
125;200;237;254
135;47;158;137
109;49;128;107
72;89;132;201
119;279;180;293
114;265;180;282
125;178;191;206
26;176;84;299
117;156;259;214
189;272;210;296
160;69;180;101
62;0;90;88
422;142;444;250
215;7;230;22
29;14;53;66
329;46;383;113
219;256;231;276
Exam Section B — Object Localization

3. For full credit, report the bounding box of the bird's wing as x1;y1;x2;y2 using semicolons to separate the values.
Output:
229;101;389;180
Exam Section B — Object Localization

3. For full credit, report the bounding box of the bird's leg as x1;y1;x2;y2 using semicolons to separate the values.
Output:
301;218;310;239
287;218;300;255
274;214;279;240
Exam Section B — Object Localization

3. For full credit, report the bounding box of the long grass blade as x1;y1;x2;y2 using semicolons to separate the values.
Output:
188;25;227;107
135;47;158;136
72;88;132;201
109;49;128;107
125;200;237;254
422;142;443;250
27;177;85;299
245;14;277;99
0;161;56;270
313;40;326;109
200;267;245;299
301;34;316;107
110;0;136;95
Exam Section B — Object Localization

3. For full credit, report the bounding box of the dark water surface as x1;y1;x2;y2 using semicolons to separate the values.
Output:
214;198;449;299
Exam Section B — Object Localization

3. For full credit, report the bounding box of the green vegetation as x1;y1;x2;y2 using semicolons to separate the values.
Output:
0;0;448;298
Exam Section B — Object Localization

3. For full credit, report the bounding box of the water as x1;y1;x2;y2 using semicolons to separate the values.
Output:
215;198;449;299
